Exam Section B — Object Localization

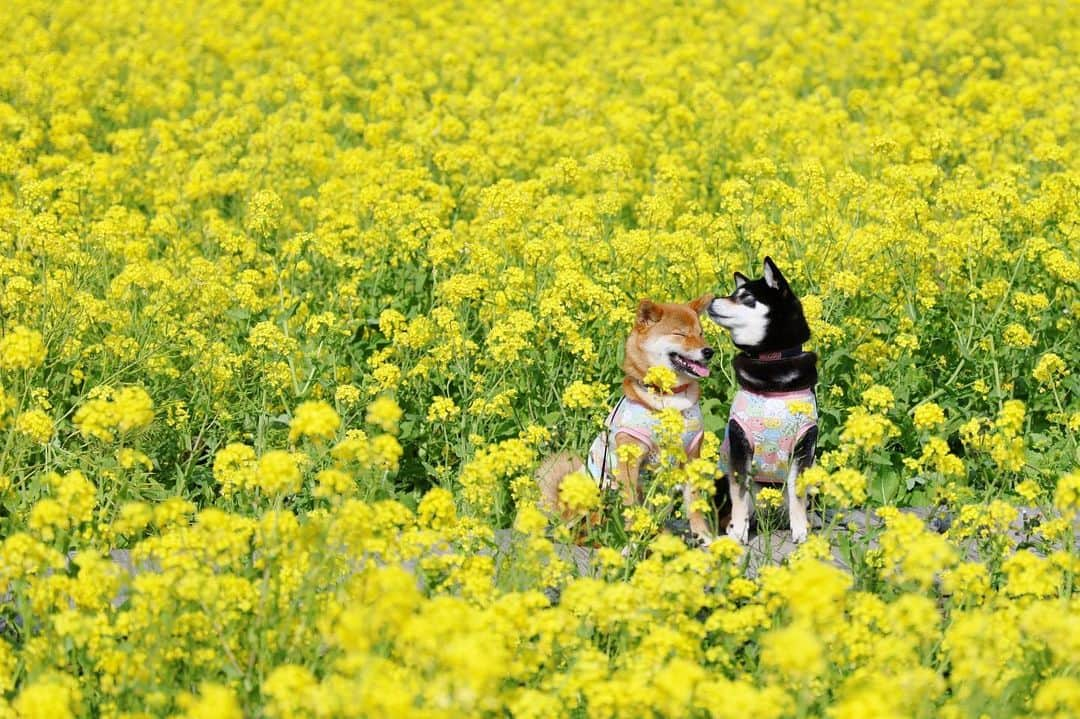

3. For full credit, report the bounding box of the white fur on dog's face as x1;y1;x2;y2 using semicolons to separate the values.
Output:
707;296;770;347
641;334;711;380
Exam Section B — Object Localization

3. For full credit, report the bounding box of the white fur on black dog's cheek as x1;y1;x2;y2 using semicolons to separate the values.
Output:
706;298;726;323
706;296;771;346
725;304;770;347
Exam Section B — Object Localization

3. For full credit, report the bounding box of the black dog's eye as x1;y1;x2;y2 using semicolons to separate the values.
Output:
731;291;756;308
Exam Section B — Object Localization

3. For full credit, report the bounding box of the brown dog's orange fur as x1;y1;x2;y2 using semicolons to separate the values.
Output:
538;295;717;544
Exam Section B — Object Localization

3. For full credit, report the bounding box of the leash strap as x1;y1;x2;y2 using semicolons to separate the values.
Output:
599;396;626;487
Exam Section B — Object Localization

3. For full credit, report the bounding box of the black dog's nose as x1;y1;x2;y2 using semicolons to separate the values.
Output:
702;347;715;361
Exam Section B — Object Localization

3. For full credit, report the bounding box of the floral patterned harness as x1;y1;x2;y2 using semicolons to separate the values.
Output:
586;395;704;491
717;388;818;484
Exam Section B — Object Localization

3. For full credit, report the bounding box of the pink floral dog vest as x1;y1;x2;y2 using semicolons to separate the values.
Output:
587;397;704;491
717;388;818;484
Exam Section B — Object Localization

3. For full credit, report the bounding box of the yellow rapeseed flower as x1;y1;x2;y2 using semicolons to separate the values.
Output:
256;450;303;497
0;326;47;371
14;408;54;444
642;365;678;394
860;384;895;412
913;402;946;430
365;395;403;433
1053;471;1080;519
760;621;824;682
289;400;341;443
418;487;458;529
558;471;601;514
1032;352;1068;387
427;396;461;423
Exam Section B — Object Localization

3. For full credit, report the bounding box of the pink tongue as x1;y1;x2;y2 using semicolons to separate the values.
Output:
686;360;710;377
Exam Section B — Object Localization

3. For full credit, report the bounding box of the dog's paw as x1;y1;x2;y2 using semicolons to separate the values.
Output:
688;519;714;549
691;531;715;550
790;526;809;544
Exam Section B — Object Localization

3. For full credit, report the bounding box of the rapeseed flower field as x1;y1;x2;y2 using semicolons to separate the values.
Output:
1;0;1078;716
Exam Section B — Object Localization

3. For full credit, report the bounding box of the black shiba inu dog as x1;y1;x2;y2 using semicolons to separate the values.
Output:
706;257;819;543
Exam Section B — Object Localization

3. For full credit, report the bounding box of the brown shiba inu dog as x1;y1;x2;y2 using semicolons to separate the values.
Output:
538;295;717;546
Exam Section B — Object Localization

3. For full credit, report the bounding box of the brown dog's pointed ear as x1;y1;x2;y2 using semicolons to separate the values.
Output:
688;293;714;316
635;299;663;328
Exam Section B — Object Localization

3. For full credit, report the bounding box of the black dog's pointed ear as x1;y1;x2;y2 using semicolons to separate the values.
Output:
763;256;788;291
733;272;749;289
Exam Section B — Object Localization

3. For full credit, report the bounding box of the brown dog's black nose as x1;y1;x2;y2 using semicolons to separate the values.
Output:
702;347;715;361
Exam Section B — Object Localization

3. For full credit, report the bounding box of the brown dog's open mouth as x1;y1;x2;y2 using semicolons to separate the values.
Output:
669;352;710;378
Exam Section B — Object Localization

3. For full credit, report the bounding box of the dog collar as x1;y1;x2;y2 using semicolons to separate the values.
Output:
750;346;803;362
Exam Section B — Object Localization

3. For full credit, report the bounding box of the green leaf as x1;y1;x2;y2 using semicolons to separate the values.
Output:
700;398;729;434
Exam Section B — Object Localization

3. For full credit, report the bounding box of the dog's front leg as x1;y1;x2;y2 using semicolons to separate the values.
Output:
612;434;647;511
613;435;650;554
683;441;715;546
725;420;753;544
786;467;809;544
787;427;818;543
